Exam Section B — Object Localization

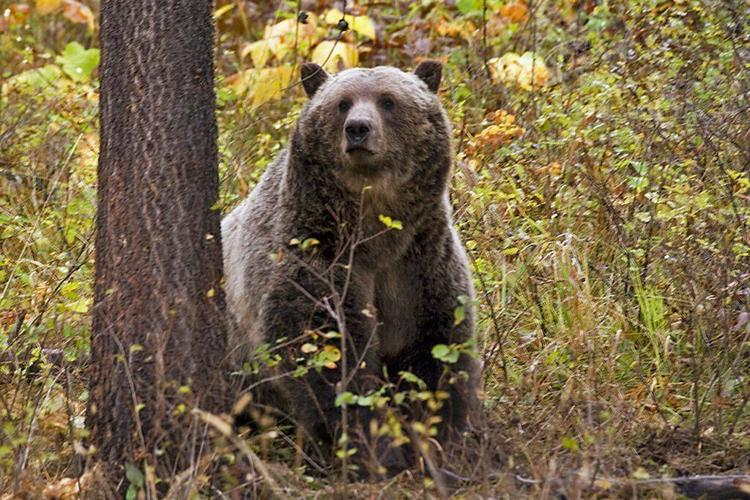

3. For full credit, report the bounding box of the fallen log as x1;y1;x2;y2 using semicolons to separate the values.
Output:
634;474;750;499
440;469;750;499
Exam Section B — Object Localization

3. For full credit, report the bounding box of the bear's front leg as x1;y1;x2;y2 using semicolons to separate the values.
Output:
256;263;388;468
390;330;478;441
389;238;479;441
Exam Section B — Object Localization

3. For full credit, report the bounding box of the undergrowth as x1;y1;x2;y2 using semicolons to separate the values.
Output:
1;0;748;497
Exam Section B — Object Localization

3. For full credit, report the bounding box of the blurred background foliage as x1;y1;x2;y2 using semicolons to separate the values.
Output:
1;0;749;496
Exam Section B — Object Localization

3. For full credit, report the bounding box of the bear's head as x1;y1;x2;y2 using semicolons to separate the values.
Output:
293;61;452;194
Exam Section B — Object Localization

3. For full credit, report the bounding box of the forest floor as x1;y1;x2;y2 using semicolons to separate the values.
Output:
2;0;750;497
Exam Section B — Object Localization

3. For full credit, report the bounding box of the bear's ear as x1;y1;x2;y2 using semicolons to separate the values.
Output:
300;62;329;98
414;60;442;93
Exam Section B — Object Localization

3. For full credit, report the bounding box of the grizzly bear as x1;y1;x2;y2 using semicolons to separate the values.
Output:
222;61;478;471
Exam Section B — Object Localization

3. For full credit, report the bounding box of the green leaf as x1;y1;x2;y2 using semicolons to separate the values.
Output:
456;0;482;15
432;344;459;364
56;42;100;82
399;370;426;389
65;298;89;314
125;463;144;487
301;238;319;250
378;214;403;230
356;395;374;407
453;305;466;326
335;391;357;407
3;64;63;94
336;447;357;458
561;436;579;452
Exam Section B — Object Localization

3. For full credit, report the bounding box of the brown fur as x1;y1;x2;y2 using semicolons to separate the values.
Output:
222;62;478;473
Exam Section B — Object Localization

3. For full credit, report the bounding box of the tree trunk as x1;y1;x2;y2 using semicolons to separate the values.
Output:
87;0;226;487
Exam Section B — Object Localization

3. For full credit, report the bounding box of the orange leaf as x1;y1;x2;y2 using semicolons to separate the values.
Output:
500;2;529;23
8;3;31;26
35;0;61;15
62;0;94;30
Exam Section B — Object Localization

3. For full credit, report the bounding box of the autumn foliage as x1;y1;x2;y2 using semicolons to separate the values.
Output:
1;0;749;496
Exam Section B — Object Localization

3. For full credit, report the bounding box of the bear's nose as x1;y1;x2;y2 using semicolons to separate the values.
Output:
345;119;371;146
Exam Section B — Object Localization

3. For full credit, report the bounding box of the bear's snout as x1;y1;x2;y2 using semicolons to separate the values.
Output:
340;101;383;159
345;119;371;148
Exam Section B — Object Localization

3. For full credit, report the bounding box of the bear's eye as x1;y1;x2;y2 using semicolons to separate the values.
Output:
379;96;396;111
338;99;352;113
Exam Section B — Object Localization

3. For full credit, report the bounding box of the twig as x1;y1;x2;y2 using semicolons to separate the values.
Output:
8;310;25;346
481;0;491;80
193;409;283;498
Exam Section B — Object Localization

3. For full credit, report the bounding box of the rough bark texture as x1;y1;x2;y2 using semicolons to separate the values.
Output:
88;0;226;483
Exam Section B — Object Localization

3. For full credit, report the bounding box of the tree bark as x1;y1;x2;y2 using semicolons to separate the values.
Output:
88;0;226;487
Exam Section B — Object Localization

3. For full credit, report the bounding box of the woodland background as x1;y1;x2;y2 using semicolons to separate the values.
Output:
1;0;749;497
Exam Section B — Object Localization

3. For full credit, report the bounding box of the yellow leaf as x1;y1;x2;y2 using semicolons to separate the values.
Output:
224;71;246;93
324;8;344;25
351;15;376;40
311;41;358;72
323;344;341;362
489;53;519;83
249;65;293;106
225;69;255;96
242;40;272;68
265;18;298;40
301;343;318;353
474;122;523;148
488;51;549;90
545;161;562;176
322;344;341;369
213;3;234;19
324;9;376;39
435;20;463;37
262;15;319;59
36;0;62;15
632;467;650;480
